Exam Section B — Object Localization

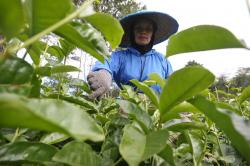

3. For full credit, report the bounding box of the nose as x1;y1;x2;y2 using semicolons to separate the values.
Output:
140;29;148;34
135;27;153;33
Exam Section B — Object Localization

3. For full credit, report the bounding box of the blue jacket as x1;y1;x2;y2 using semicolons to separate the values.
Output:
92;47;173;93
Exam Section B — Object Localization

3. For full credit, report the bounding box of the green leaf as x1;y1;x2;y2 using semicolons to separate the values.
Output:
29;41;65;65
51;65;81;73
0;84;32;96
161;102;200;122
216;89;236;99
25;0;73;35
101;147;119;166
130;79;159;107
0;93;104;142
185;130;206;166
59;38;75;57
163;119;206;131
35;65;81;76
55;22;109;63
35;66;52;76
238;86;250;104
28;41;47;65
85;12;124;49
117;100;153;132
47;94;97;111
80;81;91;94
40;132;69;145
142;80;157;86
158;144;175;166
0;0;25;39
119;124;168;166
166;25;245;56
47;45;65;62
0;142;58;164
159;66;215;118
0;56;34;84
70;78;92;94
120;85;141;104
148;73;166;90
29;75;41;98
53;141;101;166
189;96;250;162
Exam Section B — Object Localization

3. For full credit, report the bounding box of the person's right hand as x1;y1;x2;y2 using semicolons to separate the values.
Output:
87;69;112;99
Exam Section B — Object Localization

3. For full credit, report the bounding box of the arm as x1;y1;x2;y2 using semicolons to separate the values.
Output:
162;57;173;79
92;51;121;77
87;52;121;98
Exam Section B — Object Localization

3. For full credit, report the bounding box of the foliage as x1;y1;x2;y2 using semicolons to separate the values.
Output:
231;67;250;88
212;67;250;101
0;0;250;166
73;0;146;19
185;60;203;67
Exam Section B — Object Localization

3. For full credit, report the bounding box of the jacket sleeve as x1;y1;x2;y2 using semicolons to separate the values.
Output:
162;56;173;78
91;51;121;77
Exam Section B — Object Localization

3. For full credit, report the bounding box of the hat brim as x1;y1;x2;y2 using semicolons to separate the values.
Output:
119;11;179;47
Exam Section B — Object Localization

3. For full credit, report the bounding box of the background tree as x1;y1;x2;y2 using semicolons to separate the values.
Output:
231;67;250;88
185;60;203;67
73;0;146;19
212;75;229;92
211;67;250;99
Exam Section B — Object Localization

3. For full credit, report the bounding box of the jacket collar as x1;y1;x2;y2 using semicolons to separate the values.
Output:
127;47;155;56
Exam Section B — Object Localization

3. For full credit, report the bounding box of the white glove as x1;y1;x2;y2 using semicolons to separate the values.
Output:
87;69;112;99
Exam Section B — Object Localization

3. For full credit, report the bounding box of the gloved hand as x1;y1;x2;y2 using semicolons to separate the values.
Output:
87;69;112;99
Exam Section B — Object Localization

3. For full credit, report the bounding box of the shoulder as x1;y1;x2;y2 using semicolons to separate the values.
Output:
151;50;166;60
151;50;172;67
112;48;129;55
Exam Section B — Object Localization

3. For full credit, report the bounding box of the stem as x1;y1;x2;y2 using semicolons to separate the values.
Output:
197;131;208;165
112;157;123;166
82;51;86;78
11;128;20;143
214;87;220;102
78;52;82;79
42;41;50;65
212;130;223;156
76;52;82;95
64;56;67;65
18;0;94;51
236;98;245;116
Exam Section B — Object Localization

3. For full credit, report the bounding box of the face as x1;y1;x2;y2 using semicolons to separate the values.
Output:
133;19;154;46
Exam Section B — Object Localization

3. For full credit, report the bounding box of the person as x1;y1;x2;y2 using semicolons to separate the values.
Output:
87;11;178;99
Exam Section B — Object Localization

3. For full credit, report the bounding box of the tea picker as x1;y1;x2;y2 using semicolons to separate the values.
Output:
87;11;179;99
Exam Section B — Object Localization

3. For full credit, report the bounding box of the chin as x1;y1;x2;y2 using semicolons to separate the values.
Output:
137;41;150;46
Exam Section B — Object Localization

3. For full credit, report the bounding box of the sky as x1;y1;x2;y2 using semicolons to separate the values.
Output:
136;0;250;78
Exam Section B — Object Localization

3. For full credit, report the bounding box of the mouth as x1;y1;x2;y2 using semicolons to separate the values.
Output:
138;36;149;40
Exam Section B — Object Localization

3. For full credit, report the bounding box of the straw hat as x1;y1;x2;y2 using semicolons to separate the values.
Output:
119;11;179;47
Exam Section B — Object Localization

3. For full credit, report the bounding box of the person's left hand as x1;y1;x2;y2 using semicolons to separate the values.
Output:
87;69;112;99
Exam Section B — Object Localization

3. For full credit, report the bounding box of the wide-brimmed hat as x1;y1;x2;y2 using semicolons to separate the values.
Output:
119;11;179;47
